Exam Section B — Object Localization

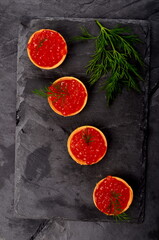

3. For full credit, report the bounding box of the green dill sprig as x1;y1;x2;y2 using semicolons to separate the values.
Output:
36;38;47;49
106;191;131;222
82;128;94;144
33;87;50;98
33;83;68;102
74;20;144;105
72;27;96;41
114;212;131;222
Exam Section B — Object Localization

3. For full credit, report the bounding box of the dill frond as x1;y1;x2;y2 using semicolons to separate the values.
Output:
73;20;144;105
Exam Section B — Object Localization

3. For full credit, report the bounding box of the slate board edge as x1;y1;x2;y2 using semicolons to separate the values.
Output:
14;22;27;218
137;20;151;223
14;18;150;223
23;16;150;26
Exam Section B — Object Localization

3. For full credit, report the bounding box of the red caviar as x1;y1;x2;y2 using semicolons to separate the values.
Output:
67;126;107;165
27;29;67;69
48;77;88;116
93;176;133;215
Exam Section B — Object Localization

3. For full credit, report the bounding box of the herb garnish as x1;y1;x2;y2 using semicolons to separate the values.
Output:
114;212;130;222
106;191;130;222
82;128;94;144
37;38;47;49
33;83;68;103
73;20;143;105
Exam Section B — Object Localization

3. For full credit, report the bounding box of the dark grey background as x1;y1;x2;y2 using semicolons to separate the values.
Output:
0;0;159;239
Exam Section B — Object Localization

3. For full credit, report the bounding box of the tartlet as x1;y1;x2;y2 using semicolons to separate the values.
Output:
47;77;88;117
27;29;67;69
67;126;107;165
93;176;133;215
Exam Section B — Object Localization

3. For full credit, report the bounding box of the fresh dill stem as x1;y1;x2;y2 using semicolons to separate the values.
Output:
106;191;131;222
33;83;68;102
74;20;144;105
82;128;94;144
36;38;47;49
114;212;131;222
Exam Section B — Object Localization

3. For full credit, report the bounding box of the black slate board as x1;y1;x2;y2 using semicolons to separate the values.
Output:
14;18;150;222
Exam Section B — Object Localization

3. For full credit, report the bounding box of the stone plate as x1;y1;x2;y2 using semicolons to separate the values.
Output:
14;18;150;222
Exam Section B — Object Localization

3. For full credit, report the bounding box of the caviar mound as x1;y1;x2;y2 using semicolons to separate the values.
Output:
93;176;133;216
47;77;88;117
27;29;67;69
67;126;107;165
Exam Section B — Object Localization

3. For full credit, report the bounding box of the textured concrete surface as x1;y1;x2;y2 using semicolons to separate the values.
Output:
0;0;159;239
